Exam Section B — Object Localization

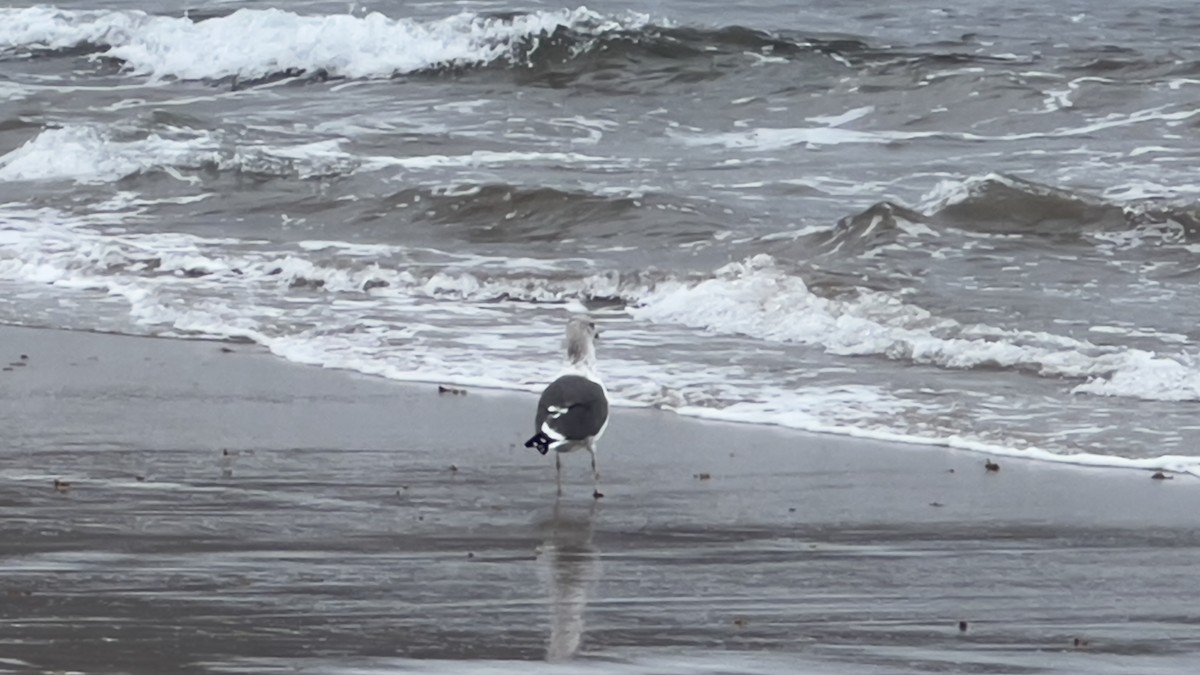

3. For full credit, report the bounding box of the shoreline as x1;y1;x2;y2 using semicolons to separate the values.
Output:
7;321;1196;478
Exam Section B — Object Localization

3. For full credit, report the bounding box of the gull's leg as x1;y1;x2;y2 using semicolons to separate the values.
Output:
553;488;562;527
590;443;603;499
555;451;563;496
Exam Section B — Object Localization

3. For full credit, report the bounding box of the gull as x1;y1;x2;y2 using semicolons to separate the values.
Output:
524;316;609;498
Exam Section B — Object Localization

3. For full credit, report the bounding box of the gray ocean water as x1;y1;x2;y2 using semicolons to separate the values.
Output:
3;0;1200;469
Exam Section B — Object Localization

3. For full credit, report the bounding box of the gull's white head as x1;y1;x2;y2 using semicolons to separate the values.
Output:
564;316;599;369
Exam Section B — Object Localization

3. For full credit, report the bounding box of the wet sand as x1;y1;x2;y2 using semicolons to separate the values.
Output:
1;325;1199;674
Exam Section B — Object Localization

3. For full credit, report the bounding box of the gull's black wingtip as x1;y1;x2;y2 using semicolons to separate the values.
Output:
524;433;551;455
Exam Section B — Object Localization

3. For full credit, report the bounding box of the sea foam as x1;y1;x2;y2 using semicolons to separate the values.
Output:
0;126;375;183
0;126;220;183
0;6;647;81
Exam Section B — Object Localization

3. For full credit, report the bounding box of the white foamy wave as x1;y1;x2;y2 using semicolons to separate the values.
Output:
677;126;939;152
629;254;1200;402
0;126;362;183
0;126;218;183
0;6;647;81
1071;353;1200;401
0;6;140;52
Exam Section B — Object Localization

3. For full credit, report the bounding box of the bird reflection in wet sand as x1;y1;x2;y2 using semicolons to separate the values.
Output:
538;497;601;662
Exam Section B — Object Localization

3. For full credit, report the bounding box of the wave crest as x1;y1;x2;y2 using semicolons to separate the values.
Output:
0;6;650;81
896;173;1200;241
0;125;363;183
921;173;1129;234
629;254;1200;401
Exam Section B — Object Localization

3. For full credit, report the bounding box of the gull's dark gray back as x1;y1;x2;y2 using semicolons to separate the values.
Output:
535;375;608;441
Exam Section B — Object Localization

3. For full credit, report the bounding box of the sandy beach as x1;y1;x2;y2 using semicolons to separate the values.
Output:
2;324;1199;674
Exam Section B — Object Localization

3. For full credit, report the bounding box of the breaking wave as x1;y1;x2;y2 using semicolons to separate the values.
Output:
629;254;1200;403
0;5;1028;87
0;6;652;81
0;125;361;183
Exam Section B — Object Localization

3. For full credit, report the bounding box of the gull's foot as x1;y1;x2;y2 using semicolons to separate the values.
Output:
593;489;605;499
